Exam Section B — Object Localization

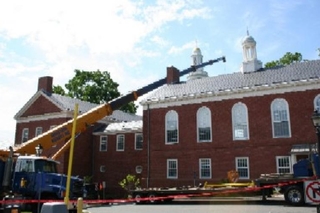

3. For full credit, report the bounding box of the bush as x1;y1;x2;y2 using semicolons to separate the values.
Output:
119;174;140;197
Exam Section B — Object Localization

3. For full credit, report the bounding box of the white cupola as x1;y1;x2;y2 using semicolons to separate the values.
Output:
187;47;208;81
240;30;262;73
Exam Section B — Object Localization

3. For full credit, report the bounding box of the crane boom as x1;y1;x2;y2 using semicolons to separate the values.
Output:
9;56;226;156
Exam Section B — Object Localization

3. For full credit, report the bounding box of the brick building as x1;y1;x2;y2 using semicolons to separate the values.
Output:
136;33;320;190
14;76;142;181
14;33;320;198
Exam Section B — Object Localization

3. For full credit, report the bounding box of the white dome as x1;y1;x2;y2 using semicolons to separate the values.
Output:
193;47;201;54
242;35;256;45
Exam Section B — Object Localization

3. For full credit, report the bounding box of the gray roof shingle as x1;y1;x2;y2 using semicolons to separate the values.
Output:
47;93;141;122
143;60;320;101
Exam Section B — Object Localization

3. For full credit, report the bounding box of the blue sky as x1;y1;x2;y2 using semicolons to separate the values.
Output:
0;0;319;147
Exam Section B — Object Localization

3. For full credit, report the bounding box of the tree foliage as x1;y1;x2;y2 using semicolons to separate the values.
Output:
265;52;303;68
53;69;137;113
119;174;140;194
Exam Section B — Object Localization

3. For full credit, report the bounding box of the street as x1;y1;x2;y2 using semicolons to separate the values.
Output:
87;203;316;213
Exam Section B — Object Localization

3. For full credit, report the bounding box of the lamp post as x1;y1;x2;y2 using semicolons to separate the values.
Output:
35;144;43;156
312;109;320;213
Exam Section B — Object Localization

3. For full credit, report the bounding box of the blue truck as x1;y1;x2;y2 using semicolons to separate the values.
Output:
0;147;84;213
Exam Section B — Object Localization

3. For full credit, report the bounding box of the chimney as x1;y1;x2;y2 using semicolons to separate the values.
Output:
38;76;53;94
166;66;180;84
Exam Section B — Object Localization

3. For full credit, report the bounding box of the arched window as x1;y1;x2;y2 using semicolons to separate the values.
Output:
314;94;320;111
197;106;212;142
165;110;178;144
271;98;291;138
232;103;249;140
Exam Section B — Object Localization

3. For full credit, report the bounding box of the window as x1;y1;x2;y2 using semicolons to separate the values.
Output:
17;159;33;172
314;94;320;111
276;156;291;174
35;127;43;137
116;134;125;151
271;99;291;138
232;103;249;140
34;159;57;173
165;110;178;144
135;133;143;150
197;107;212;142
167;159;178;179
135;165;143;174
235;157;250;179
100;136;107;151
22;128;29;143
199;158;211;179
100;165;106;173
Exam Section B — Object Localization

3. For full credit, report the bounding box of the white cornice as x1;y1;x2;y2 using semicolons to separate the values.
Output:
16;111;113;124
142;79;320;110
16;111;74;123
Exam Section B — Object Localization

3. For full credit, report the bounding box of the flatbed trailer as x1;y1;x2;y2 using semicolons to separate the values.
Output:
254;173;317;206
131;183;256;203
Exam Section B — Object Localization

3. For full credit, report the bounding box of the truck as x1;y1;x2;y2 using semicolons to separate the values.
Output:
0;56;226;212
0;147;84;212
130;153;320;206
254;152;320;206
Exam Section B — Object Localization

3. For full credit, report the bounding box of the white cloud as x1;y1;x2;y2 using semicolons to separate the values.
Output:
150;35;169;47
1;0;318;145
168;41;195;55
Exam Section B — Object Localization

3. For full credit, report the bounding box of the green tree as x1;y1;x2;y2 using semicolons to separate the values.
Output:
52;85;66;96
119;174;140;198
53;69;137;113
264;60;279;68
265;52;303;68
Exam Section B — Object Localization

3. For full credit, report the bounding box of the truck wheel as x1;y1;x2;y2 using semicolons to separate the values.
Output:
148;193;156;203
284;185;304;206
135;194;142;203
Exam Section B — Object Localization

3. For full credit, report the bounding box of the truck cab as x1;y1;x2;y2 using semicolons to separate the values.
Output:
12;156;84;200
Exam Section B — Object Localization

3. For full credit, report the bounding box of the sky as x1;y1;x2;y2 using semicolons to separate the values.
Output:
0;0;319;148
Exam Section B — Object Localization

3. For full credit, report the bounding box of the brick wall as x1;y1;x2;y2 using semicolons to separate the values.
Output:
141;89;319;187
14;81;320;196
22;95;61;117
92;132;146;198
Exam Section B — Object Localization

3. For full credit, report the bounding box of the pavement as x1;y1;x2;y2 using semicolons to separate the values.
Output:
172;194;286;205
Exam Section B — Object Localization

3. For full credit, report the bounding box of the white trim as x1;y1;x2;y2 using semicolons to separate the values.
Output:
35;127;43;137
141;81;320;110
14;91;65;119
271;98;291;138
276;156;292;174
116;134;125;151
314;94;320;111
100;165;106;173
196;106;212;142
235;157;250;179
165;110;179;144
135;133;143;150
16;111;74;123
232;103;249;141
199;158;212;179
167;159;178;179
22;128;29;143
100;136;107;152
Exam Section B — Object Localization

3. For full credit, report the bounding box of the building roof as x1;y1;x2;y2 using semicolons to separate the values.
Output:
96;120;143;134
49;93;141;122
142;60;320;104
15;91;141;123
50;93;98;113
